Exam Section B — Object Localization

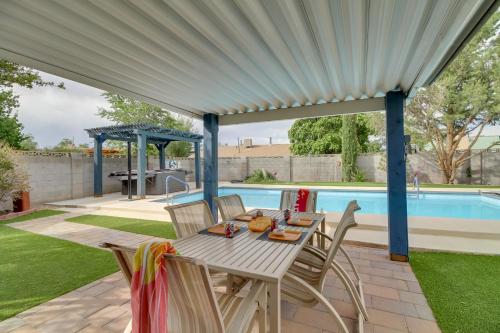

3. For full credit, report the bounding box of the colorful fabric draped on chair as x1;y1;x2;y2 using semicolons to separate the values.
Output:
294;188;310;212
131;241;178;333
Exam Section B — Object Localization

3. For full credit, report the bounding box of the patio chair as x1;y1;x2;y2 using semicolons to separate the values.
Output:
294;200;369;322
281;200;367;333
101;243;267;333
215;194;246;222
164;200;215;238
164;200;247;293
279;189;318;212
280;189;321;246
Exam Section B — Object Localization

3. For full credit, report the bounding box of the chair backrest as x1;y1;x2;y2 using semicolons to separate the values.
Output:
215;194;246;221
164;200;215;239
102;243;225;332
101;242;135;286
279;189;318;212
319;200;360;285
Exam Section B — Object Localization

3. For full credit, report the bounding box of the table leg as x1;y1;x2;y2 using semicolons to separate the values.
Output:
268;280;281;333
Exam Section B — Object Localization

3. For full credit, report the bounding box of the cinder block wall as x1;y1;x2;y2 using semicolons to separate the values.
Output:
248;157;291;181
18;152;129;205
15;150;500;205
482;152;500;185
292;155;341;182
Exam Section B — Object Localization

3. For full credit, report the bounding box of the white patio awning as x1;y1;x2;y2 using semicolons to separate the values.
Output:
0;0;497;123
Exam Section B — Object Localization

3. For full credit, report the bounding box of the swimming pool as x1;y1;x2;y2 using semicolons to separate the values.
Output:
168;187;500;221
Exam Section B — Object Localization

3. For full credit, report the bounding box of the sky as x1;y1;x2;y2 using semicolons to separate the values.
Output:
13;72;293;148
13;71;500;148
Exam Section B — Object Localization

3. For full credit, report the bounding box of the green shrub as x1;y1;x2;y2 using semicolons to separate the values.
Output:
245;169;277;183
354;169;365;182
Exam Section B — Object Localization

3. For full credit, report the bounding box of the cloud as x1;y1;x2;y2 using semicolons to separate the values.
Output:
13;73;112;147
219;120;293;145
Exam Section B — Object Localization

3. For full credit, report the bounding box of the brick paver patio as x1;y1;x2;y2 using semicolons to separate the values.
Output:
1;213;441;333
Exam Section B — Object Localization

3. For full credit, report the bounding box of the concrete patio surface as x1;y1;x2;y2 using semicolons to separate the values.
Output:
1;212;441;333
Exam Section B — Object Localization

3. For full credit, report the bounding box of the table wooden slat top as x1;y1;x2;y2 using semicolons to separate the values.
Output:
173;209;324;282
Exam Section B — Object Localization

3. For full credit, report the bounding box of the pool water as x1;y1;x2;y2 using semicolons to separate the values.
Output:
169;187;500;221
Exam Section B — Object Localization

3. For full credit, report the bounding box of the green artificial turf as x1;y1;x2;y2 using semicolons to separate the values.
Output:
243;180;500;189
410;251;500;333
66;215;177;239
0;225;118;321
0;209;66;225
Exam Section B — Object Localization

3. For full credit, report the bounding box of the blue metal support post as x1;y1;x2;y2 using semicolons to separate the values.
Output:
194;141;201;189
156;143;167;169
203;114;218;221
385;91;409;261
93;134;105;197
137;133;147;199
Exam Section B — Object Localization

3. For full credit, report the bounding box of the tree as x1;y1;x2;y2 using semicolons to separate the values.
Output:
0;60;63;148
406;12;500;183
19;134;37;151
341;115;358;181
288;114;372;155
53;138;76;151
98;93;194;157
0;142;29;204
365;112;385;152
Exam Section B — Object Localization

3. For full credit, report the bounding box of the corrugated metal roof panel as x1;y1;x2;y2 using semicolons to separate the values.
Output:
0;0;497;120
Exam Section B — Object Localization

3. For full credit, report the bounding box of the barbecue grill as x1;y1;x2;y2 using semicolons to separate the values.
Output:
108;169;187;195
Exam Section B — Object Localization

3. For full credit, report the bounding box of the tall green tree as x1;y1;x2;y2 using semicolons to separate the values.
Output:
0;60;63;148
341;114;358;181
288;114;372;155
98;93;194;157
406;12;500;183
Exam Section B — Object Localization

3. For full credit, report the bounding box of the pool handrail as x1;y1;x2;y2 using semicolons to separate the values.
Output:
166;175;190;204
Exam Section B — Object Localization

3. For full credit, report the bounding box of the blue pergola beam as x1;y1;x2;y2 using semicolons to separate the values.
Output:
93;134;105;197
134;129;201;143
194;141;201;189
385;91;409;261
203;114;219;221
137;132;147;198
156;143;169;169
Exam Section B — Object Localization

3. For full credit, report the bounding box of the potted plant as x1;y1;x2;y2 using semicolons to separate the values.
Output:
0;142;30;214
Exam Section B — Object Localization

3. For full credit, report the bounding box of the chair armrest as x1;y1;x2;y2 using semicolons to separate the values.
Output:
314;230;333;242
303;244;327;259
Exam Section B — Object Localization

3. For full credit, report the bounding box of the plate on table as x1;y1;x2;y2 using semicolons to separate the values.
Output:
207;224;241;235
268;229;302;242
286;217;314;227
234;214;254;222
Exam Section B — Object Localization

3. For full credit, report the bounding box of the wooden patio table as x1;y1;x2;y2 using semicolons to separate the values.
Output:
173;209;325;333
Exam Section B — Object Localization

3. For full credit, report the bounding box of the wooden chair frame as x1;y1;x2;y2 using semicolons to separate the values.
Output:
164;199;215;239
215;194;246;222
281;200;366;333
101;242;267;333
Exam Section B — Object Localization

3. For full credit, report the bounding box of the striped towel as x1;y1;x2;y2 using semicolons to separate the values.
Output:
131;241;178;333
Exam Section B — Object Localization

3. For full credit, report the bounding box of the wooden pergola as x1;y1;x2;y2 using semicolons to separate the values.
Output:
85;124;203;198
